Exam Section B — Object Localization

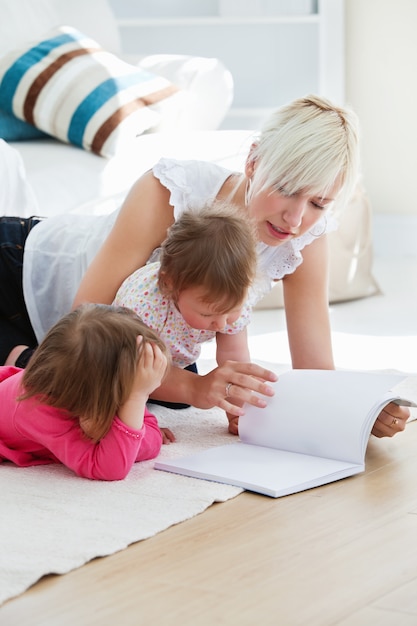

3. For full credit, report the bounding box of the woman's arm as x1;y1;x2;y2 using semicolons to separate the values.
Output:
283;234;334;369
283;236;411;436
73;172;175;309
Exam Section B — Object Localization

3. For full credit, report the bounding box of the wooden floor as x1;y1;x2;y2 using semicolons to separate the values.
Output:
2;422;417;625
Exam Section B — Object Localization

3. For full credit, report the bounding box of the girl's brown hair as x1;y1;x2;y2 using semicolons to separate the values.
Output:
20;304;168;441
158;201;257;313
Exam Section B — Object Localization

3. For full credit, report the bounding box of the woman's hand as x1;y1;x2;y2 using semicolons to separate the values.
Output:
371;402;410;438
148;360;277;421
192;360;277;415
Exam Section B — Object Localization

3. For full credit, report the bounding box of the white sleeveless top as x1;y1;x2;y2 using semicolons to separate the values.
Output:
23;158;336;341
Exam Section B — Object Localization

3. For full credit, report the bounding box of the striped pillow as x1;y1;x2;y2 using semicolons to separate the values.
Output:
0;26;181;157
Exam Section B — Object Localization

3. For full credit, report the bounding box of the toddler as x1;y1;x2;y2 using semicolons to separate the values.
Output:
0;303;171;480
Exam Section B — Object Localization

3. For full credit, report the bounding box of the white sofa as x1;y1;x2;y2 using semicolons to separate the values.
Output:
0;0;238;217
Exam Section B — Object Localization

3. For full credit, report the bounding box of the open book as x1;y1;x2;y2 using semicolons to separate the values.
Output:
155;369;417;498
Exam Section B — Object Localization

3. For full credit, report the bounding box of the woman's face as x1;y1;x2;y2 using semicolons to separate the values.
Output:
247;184;339;247
243;155;341;247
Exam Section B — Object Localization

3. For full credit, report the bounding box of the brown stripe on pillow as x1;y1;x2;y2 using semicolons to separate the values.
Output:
91;85;179;155
91;99;146;155
139;84;179;105
23;47;101;125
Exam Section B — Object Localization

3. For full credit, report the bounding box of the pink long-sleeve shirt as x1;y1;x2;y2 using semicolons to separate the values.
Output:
0;367;162;480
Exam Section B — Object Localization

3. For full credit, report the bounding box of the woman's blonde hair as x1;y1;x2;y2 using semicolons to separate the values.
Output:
248;94;360;210
158;201;257;313
20;304;168;441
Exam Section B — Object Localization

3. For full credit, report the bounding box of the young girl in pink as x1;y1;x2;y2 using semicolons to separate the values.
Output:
0;303;170;480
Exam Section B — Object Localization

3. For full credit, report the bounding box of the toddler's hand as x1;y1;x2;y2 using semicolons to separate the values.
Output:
134;339;167;397
160;427;176;444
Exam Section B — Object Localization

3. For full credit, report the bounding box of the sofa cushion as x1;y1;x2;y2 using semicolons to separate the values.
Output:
136;54;234;131
0;26;182;157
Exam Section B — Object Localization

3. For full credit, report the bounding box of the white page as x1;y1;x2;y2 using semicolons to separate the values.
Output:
239;370;410;465
391;376;417;406
155;442;363;497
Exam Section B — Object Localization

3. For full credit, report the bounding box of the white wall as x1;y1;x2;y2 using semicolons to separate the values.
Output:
345;0;417;215
109;0;338;131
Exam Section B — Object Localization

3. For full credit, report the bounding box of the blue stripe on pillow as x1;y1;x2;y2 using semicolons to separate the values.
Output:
67;70;156;147
0;32;84;114
0;109;48;140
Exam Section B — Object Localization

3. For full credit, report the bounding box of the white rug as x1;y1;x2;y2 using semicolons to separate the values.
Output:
0;402;243;606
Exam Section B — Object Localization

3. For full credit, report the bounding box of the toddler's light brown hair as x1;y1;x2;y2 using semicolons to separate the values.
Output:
158;201;257;313
20;304;168;441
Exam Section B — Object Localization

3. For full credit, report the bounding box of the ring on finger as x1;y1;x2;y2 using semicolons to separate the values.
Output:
225;382;232;398
383;408;400;427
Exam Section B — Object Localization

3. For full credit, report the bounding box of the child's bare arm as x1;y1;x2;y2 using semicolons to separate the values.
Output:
215;328;250;366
